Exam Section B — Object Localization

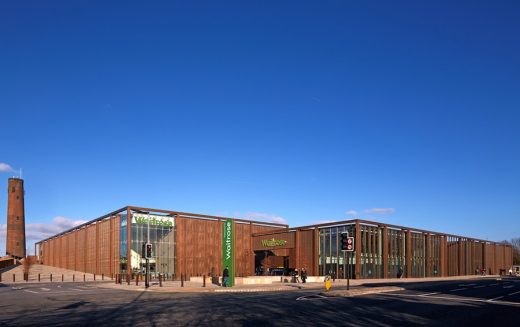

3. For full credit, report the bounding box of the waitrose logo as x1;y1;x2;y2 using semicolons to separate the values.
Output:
261;238;288;247
132;214;174;227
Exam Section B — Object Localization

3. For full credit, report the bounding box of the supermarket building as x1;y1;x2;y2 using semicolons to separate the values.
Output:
36;206;513;280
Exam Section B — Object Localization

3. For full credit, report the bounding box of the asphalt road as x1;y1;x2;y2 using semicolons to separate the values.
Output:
1;276;519;326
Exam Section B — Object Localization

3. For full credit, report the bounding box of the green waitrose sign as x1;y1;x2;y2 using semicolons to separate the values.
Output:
222;219;234;287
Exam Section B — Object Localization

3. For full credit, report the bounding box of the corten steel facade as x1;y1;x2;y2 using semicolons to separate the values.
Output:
36;206;513;279
35;206;286;278
6;178;26;259
252;220;513;279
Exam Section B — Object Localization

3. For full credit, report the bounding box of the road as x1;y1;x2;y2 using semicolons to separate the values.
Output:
1;276;519;326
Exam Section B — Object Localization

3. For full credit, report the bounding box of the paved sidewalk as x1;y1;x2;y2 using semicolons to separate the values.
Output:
94;274;502;294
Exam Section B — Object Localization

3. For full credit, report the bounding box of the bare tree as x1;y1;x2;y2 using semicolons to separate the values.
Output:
512;237;520;265
22;256;35;281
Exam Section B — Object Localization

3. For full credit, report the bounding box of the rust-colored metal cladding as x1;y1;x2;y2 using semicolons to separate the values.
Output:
35;205;514;280
6;178;26;259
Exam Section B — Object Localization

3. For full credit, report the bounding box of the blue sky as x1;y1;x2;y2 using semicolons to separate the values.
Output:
1;1;519;254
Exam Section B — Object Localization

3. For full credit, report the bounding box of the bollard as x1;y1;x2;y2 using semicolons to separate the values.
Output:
13;274;15;282
38;273;40;282
127;274;130;285
102;274;104;281
50;274;52;282
62;274;64;282
0;273;2;282
94;274;96;281
181;274;184;287
115;274;118;285
280;276;283;283
83;274;85;282
73;274;75;282
136;274;139;286
203;275;206;287
159;274;163;287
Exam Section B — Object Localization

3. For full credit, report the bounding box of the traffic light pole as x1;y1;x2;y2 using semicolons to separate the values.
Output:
146;219;150;289
347;251;350;290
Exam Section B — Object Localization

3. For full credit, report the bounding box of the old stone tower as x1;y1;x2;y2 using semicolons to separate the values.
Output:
6;177;26;259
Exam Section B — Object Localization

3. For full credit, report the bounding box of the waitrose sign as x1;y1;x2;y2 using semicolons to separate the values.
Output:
222;219;234;287
132;214;174;227
261;238;288;247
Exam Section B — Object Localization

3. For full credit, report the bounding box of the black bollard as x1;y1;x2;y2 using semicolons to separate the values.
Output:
50;274;52;282
181;274;184;287
203;275;206;287
159;274;163;287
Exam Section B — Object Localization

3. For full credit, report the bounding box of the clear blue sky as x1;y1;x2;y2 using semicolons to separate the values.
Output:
1;1;519;254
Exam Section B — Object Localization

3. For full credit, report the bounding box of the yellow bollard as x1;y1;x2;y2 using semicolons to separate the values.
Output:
324;275;332;291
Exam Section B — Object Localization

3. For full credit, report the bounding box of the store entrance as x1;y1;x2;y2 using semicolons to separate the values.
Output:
254;250;290;276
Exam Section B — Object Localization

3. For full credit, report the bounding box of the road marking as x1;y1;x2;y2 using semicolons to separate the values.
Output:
385;293;520;307
70;288;85;291
40;288;51;291
459;283;476;287
23;290;39;294
503;285;514;289
508;291;520;296
419;292;440;296
488;296;504;302
473;285;485;289
12;287;23;290
490;283;499;286
296;295;327;301
450;288;467;292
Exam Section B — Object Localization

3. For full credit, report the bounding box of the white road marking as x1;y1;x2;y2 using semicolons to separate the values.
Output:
490;283;499;286
12;287;23;290
474;285;485;289
40;288;51;291
70;288;85;291
296;295;327;301
488;296;504;302
385;293;520;307
508;291;520;296
23;290;39;294
459;284;476;287
419;292;440;296
503;285;514;289
450;288;467;292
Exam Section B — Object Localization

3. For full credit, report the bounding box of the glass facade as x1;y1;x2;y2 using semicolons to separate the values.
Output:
318;224;356;278
318;223;444;279
120;213;175;277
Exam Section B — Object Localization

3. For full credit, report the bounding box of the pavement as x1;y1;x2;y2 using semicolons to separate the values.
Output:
1;275;519;326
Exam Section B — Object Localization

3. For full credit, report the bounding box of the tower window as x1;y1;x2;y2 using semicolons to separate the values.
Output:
16;195;19;200
16;242;19;246
12;187;15;192
16;216;19;220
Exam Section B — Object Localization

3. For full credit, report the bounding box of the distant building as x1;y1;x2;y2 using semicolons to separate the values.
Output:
35;205;514;279
6;177;26;259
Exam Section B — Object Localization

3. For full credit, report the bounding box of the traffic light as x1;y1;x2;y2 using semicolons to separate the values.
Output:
341;233;349;251
341;233;354;251
145;243;152;258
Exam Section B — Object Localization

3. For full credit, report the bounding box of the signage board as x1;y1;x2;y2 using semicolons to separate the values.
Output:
222;219;234;287
131;214;174;227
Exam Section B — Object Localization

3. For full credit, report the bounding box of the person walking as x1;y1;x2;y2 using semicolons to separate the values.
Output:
294;268;300;283
301;268;307;284
222;266;229;287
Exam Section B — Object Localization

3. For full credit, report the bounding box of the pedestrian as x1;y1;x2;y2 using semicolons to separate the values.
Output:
509;267;513;276
301;268;307;284
398;266;403;279
329;269;336;282
222;266;229;287
294;268;300;283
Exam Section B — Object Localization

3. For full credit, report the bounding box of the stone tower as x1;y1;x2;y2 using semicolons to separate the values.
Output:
6;177;26;259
